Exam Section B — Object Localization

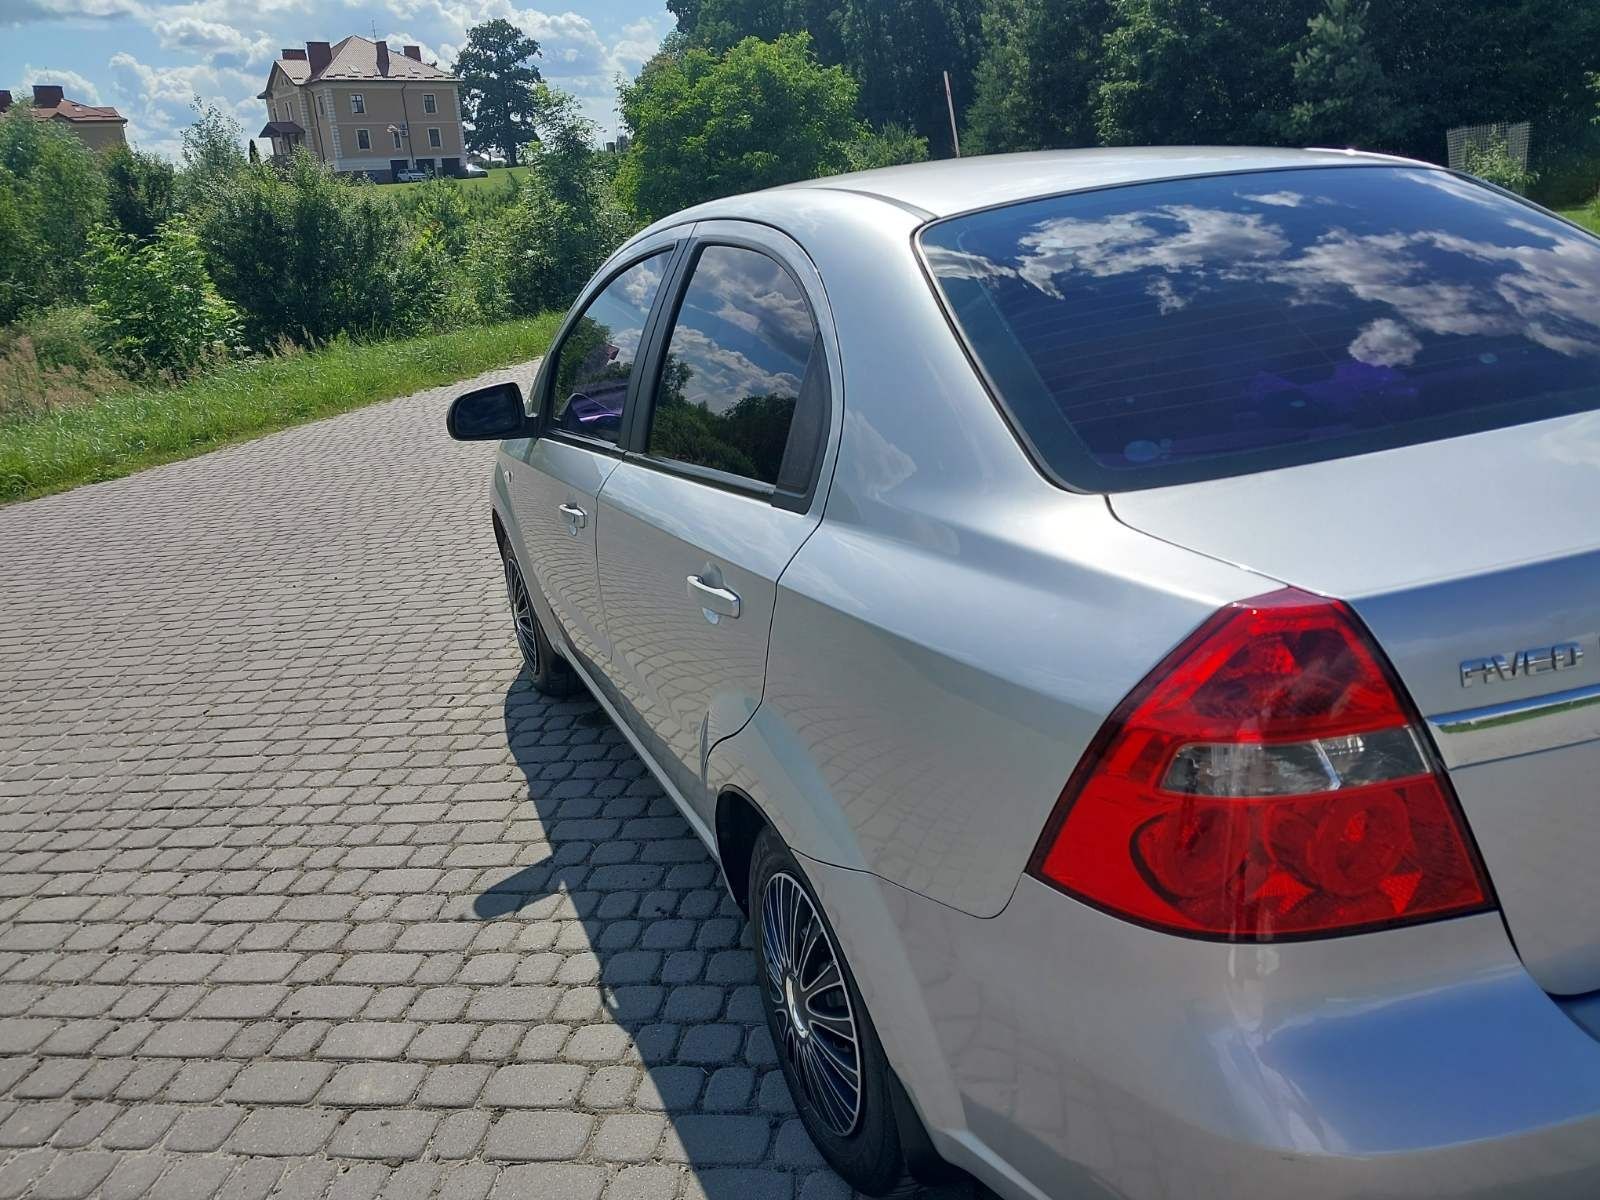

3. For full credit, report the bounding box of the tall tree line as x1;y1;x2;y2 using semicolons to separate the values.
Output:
659;0;1600;201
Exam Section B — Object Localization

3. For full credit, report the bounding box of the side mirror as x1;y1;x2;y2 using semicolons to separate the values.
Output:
446;382;530;441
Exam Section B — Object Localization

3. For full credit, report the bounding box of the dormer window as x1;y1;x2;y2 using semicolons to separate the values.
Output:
351;93;365;114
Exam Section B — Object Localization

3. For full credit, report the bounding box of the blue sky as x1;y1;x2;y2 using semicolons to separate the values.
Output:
0;0;674;159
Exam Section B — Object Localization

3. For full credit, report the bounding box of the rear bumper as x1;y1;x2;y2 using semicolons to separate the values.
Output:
804;860;1600;1200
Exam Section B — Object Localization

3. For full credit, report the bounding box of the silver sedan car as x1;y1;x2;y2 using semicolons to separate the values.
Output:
448;148;1600;1200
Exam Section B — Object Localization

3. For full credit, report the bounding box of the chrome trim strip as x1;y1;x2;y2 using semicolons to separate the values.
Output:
1429;681;1600;768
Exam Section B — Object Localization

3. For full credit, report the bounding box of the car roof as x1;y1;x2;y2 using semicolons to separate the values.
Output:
768;145;1430;220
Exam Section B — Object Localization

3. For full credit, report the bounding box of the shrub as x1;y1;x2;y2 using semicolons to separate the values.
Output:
193;151;450;348
104;145;178;241
845;122;931;171
469;89;634;317
1463;133;1538;196
84;221;237;378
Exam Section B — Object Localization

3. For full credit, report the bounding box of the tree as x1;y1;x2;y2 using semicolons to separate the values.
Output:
453;19;543;166
966;0;1113;152
103;145;177;241
617;34;864;221
1093;0;1304;145
837;0;985;154
678;0;848;63
0;107;107;320
468;86;634;316
668;0;978;153
178;97;246;209
1286;0;1395;148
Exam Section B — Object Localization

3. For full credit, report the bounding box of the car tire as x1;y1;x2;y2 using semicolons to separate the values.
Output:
500;547;578;698
749;826;917;1197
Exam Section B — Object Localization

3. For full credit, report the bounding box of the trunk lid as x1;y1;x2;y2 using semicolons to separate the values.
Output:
1110;412;1600;995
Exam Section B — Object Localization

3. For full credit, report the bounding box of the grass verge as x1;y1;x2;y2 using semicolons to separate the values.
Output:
1558;206;1600;235
0;313;561;505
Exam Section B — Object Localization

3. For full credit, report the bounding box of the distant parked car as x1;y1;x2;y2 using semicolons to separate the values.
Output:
449;147;1600;1200
393;168;427;184
461;163;488;179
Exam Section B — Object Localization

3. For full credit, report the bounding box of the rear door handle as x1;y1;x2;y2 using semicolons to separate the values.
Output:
558;503;587;533
687;574;740;619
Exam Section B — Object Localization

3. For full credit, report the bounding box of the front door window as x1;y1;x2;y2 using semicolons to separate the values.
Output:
547;253;672;444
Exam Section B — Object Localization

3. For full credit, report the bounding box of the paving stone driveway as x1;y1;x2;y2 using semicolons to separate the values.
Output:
0;366;952;1200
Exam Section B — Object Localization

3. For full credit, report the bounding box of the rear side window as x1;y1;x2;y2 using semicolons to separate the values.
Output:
548;252;671;444
646;245;823;492
921;166;1600;491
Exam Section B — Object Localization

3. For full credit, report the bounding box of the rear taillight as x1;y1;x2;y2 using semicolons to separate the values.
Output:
1029;588;1493;940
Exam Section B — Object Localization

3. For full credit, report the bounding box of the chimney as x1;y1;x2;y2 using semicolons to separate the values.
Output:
376;41;390;75
402;45;421;61
0;91;10;114
32;85;64;109
306;41;332;77
281;48;307;61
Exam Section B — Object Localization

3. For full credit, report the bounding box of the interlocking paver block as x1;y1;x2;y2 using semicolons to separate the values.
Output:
485;1111;595;1161
329;1111;440;1160
482;1063;587;1108
493;1163;606;1200
0;364;854;1198
226;1108;339;1156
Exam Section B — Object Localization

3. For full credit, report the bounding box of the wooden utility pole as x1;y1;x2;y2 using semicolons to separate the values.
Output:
943;70;961;157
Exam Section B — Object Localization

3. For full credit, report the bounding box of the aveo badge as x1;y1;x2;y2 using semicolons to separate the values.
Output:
1459;641;1585;688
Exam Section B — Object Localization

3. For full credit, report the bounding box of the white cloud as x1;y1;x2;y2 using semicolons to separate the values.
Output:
16;63;103;103
107;50;259;159
2;0;143;22
1243;191;1305;208
153;15;273;64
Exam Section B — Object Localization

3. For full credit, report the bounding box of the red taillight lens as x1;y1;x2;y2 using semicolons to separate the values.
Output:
1030;588;1493;940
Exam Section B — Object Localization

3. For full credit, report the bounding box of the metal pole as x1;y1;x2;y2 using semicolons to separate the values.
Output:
944;69;961;158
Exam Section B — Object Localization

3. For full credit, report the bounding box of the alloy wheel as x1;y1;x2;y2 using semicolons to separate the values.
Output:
503;556;539;674
761;871;863;1137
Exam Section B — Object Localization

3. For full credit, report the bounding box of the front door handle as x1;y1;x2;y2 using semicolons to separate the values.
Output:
687;574;740;619
558;503;587;534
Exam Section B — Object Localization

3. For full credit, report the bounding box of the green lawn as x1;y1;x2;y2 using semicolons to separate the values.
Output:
387;166;529;193
0;314;560;504
1558;206;1600;234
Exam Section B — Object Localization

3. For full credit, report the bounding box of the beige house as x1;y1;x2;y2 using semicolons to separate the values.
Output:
258;37;465;182
0;86;127;152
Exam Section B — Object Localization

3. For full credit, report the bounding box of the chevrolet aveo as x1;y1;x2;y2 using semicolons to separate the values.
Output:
448;148;1600;1200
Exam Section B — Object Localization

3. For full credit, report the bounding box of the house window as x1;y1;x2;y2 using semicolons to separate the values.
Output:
356;129;371;151
391;128;402;150
422;93;436;114
351;93;365;114
427;127;442;148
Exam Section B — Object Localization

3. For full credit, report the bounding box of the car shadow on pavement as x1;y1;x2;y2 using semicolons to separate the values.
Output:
475;669;979;1200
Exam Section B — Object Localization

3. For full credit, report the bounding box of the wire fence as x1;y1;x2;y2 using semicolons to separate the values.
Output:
1446;121;1532;170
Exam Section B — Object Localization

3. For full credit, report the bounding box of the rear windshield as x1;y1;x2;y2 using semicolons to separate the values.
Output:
920;166;1600;491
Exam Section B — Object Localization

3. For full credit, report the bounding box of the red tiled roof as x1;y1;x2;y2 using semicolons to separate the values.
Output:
267;36;454;86
35;98;126;124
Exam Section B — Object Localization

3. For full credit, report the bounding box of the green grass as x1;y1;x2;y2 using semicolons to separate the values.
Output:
387;166;529;193
1558;206;1600;234
0;313;561;504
